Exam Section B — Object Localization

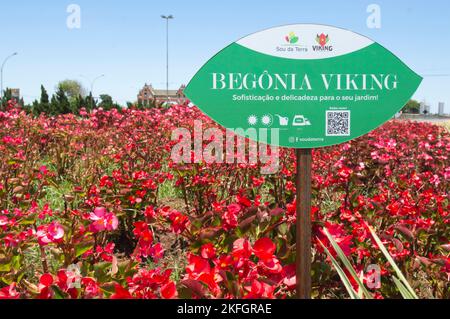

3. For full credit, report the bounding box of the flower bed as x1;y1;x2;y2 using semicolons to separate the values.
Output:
0;102;449;299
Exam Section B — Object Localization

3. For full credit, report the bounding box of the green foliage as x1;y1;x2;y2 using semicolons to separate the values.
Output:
321;226;419;299
98;94;121;111
1;88;12;110
57;79;86;100
84;92;97;111
50;87;72;115
402;99;420;114
32;85;50;115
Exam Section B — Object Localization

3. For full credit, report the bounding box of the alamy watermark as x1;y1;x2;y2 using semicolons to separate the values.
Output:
66;4;81;29
171;120;280;174
366;4;381;29
366;264;381;289
66;264;82;289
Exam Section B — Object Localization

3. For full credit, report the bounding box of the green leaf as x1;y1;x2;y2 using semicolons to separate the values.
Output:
392;276;415;299
75;242;94;258
368;226;418;299
94;261;112;283
51;285;66;299
19;215;37;225
278;223;289;235
318;239;359;299
0;261;11;272
323;228;373;299
11;255;21;271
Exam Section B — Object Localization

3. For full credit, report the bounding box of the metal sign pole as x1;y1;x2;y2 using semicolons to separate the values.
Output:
295;148;312;299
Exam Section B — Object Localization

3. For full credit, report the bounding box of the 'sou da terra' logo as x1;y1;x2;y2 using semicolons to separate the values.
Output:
285;32;299;44
313;33;333;51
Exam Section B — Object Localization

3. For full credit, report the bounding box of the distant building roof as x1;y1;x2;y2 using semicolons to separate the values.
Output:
137;84;187;104
153;89;179;97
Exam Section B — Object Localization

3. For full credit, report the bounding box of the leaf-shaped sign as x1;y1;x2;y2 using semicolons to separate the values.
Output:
185;24;422;148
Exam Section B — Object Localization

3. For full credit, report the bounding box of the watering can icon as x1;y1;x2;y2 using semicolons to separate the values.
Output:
275;114;289;126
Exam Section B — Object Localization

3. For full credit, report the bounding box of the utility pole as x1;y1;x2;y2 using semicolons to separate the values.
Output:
1;52;18;99
161;15;174;102
80;74;105;109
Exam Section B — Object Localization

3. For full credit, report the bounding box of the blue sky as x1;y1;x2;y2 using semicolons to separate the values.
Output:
1;0;449;112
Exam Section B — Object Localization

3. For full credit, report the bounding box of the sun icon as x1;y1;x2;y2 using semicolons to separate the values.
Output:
261;114;273;126
247;115;258;126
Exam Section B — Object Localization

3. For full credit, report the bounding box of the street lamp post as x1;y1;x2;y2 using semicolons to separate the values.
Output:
161;14;174;102
1;52;18;99
80;74;105;109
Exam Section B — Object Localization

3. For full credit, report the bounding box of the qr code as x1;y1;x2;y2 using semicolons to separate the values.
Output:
326;111;350;136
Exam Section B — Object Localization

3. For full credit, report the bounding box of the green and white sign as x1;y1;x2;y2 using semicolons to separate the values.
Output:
185;24;422;148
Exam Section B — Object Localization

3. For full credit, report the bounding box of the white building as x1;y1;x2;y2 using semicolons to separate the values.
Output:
438;102;445;116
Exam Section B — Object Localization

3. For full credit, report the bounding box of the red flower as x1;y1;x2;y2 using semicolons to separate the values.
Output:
253;237;276;260
168;211;189;234
111;284;133;299
133;221;153;242
227;203;241;215
200;243;216;259
186;254;211;276
38;273;54;299
82;277;101;298
282;264;296;289
222;206;239;230
232;238;252;259
337;166;353;181
161;281;178;299
149;243;165;261
258;256;282;274
245;280;274;299
318;222;353;256
144;206;156;219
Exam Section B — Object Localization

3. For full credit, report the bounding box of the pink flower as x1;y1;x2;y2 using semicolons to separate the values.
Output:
89;207;119;232
0;215;8;226
282;264;296;289
444;167;450;180
0;283;20;299
36;221;64;246
149;243;165;261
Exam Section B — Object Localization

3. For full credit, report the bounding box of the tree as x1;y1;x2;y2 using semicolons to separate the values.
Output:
57;80;86;100
50;87;72;115
402;99;420;114
40;85;49;105
1;88;12;110
85;92;96;111
72;94;86;114
32;85;50;115
98;94;113;110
